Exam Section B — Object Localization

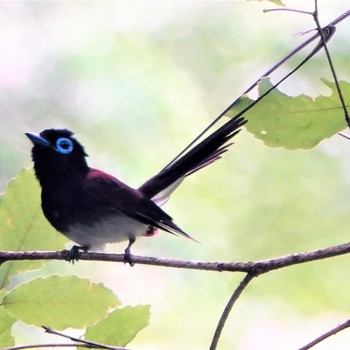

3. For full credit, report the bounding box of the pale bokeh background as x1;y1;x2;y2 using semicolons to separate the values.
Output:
1;1;350;349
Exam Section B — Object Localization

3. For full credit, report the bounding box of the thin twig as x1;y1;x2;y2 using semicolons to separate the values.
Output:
210;273;255;350
162;9;350;171
264;8;313;16
338;132;350;141
311;0;350;127
268;0;350;139
43;326;130;350
226;25;335;129
2;343;101;350
0;241;350;273
298;318;350;350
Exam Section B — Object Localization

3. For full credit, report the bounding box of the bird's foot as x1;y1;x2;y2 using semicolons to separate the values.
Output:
124;249;134;266
64;245;89;263
124;237;136;266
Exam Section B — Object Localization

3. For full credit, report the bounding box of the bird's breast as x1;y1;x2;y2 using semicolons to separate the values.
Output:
40;181;152;251
65;214;150;250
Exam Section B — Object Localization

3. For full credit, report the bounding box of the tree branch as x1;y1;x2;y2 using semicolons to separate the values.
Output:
0;327;129;350
2;343;107;350
42;326;130;350
210;273;255;350
0;241;350;274
298;318;350;350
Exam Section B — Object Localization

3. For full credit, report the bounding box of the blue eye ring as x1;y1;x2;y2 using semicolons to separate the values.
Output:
56;138;74;154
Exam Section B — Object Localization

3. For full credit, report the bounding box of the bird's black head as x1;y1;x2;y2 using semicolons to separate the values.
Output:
26;128;89;187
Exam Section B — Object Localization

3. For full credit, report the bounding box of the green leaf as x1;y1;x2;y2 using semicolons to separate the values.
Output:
84;305;150;347
247;0;285;6
268;0;284;5
0;307;15;347
227;78;348;149
3;276;120;330
0;168;68;289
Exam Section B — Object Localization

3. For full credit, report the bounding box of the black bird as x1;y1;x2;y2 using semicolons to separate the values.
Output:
26;115;246;263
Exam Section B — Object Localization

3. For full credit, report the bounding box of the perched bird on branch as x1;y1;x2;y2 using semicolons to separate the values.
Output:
26;115;246;264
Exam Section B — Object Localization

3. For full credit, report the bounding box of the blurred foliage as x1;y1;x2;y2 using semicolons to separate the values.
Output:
0;307;15;347
0;168;67;288
0;1;350;349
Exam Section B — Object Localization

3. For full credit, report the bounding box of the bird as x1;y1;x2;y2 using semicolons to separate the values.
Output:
26;115;246;264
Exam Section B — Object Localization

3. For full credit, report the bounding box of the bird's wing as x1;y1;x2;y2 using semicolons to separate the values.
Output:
85;168;194;240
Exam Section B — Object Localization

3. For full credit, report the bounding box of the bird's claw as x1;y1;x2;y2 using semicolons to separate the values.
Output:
65;245;88;264
124;246;134;266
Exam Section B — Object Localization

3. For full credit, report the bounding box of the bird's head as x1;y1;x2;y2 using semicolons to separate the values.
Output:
26;128;89;187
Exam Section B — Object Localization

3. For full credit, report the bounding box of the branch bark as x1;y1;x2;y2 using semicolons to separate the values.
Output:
2;242;350;350
42;326;130;350
210;273;255;350
2;327;131;350
298;318;350;350
0;241;349;274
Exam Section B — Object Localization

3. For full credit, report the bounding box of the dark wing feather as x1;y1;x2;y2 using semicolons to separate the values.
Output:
85;169;193;239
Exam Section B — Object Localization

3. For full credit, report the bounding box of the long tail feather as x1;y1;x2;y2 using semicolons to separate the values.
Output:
139;115;246;198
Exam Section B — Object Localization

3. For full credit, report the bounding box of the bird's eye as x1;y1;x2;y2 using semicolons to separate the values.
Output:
56;138;74;154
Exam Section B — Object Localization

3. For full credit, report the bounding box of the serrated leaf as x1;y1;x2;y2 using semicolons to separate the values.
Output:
0;168;68;289
227;78;348;149
84;305;150;347
3;276;120;330
0;307;16;347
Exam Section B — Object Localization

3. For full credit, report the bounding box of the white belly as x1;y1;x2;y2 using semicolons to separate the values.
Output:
65;214;149;250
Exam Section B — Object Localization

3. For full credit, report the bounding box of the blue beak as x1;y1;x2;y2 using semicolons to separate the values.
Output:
25;132;52;149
